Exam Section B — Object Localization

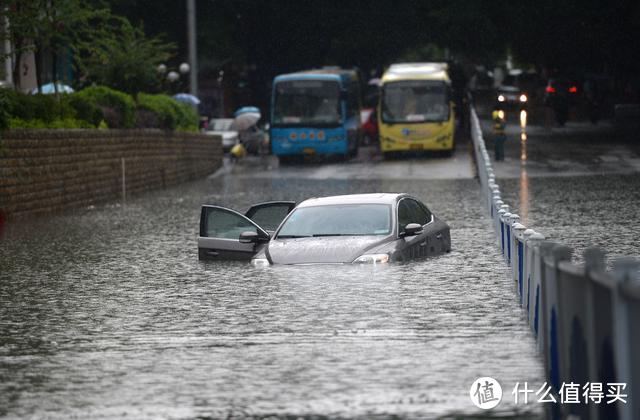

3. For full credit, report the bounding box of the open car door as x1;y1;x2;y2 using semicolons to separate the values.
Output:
198;202;296;261
245;201;296;233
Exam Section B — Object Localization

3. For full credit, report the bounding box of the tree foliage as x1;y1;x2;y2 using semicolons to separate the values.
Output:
81;19;175;94
0;0;113;90
0;0;175;94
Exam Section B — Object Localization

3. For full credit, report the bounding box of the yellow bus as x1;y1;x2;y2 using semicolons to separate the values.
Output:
378;63;455;157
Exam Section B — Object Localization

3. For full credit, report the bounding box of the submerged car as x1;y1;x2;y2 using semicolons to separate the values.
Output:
198;193;451;265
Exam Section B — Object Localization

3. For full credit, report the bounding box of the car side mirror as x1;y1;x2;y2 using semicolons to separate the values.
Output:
402;223;423;237
239;231;259;244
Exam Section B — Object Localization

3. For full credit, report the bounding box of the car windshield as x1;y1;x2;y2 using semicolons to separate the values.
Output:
381;80;449;123
273;79;341;127
502;75;517;86
208;119;234;131
276;204;391;237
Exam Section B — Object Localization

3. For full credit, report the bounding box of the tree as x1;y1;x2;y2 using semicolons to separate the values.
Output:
0;0;174;94
0;0;114;92
81;18;175;94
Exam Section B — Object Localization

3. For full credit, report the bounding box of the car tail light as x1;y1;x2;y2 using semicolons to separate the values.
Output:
568;86;578;93
545;86;556;93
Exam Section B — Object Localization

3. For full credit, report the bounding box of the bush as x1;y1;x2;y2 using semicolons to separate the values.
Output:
0;86;197;132
1;89;76;123
135;93;178;129
75;86;135;128
169;100;199;132
135;93;199;131
8;117;94;129
62;94;102;127
0;90;8;130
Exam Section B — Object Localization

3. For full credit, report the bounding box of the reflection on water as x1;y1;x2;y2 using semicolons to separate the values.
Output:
0;176;544;418
519;109;527;129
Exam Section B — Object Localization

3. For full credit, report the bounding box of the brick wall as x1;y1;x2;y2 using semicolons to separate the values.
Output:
0;129;222;219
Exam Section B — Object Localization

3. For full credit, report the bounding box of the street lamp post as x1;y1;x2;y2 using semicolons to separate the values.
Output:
186;0;198;96
157;62;190;94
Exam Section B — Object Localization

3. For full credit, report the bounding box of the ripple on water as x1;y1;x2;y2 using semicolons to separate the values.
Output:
0;177;544;418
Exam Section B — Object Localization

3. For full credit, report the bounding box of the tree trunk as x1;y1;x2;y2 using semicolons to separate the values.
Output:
11;50;20;91
34;43;43;94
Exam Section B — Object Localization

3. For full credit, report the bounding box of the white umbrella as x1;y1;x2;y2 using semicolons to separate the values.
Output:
230;112;260;131
30;82;74;94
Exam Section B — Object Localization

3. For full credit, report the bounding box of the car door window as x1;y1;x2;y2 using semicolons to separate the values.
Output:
245;202;296;232
418;202;432;223
398;198;430;231
205;207;259;239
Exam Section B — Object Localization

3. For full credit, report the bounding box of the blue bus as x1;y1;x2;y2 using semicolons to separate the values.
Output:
270;68;361;163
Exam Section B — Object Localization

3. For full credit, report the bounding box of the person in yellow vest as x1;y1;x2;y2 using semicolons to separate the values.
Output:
492;109;507;161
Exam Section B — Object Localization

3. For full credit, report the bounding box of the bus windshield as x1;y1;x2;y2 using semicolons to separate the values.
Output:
381;80;449;123
273;80;341;127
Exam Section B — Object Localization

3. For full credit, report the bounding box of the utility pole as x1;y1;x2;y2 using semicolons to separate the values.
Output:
187;0;198;96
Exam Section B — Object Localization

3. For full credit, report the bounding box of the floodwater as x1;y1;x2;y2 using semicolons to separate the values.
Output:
499;173;640;263
477;108;640;263
0;154;546;419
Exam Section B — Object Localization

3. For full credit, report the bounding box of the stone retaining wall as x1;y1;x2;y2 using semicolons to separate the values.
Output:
0;129;222;219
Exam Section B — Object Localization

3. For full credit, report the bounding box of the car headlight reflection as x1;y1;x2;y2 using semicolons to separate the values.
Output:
251;258;270;267
353;253;390;264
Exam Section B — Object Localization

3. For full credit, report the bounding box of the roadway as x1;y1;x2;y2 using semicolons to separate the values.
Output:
1;115;638;417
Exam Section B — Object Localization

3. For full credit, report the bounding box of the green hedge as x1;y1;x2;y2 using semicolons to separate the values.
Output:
74;86;136;128
0;86;199;131
136;93;179;129
8;117;95;129
171;101;199;132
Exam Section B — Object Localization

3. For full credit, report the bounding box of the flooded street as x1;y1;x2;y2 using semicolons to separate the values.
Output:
0;147;546;418
477;106;640;262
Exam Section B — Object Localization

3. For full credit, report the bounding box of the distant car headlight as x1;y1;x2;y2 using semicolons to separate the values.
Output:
353;253;389;264
519;94;528;102
498;94;505;102
251;258;271;267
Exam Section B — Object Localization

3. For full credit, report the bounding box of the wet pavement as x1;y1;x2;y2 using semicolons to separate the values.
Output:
0;143;547;418
477;105;640;262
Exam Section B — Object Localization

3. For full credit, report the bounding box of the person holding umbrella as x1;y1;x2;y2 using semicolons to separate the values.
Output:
230;107;266;158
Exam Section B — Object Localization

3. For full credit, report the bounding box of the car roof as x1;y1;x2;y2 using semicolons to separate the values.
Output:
297;193;406;208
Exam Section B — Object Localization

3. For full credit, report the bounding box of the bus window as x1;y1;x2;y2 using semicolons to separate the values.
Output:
273;80;341;126
381;80;449;123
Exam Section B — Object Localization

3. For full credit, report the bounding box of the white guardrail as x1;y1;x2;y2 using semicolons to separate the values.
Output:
470;106;640;420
